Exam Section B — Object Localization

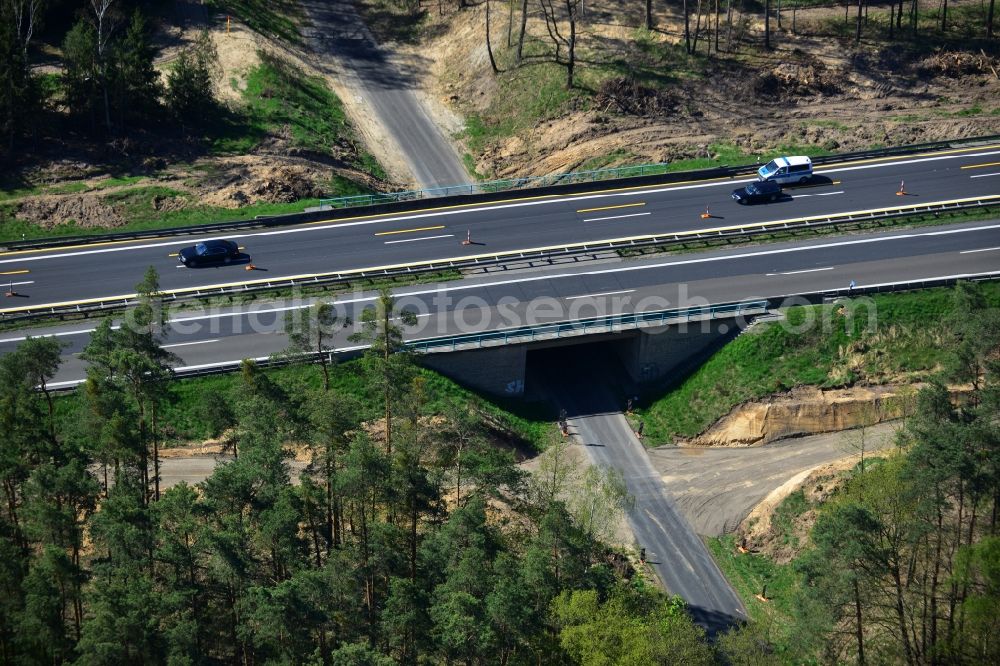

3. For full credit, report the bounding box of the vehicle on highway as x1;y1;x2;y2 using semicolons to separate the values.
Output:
732;180;782;204
757;155;813;184
178;239;241;267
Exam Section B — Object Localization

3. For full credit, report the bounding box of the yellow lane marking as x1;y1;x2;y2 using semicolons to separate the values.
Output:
5;194;998;316
576;202;646;214
961;161;1000;170
0;269;30;275
168;253;179;257
374;225;446;236
3;144;997;259
0;233;180;258
816;144;1000;171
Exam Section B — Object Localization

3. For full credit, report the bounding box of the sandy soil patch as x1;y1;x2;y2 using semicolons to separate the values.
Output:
379;1;1000;178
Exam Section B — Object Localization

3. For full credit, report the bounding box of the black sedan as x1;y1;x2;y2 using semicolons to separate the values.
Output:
731;180;782;204
178;239;241;267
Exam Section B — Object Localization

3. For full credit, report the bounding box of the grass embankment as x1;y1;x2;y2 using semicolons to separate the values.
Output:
54;360;552;450
638;283;1000;445
0;51;381;244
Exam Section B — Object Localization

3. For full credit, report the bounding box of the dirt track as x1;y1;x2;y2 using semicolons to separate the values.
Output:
649;422;899;536
160;455;308;488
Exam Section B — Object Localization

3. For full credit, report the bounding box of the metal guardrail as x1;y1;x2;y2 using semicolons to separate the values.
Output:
316;162;675;208
4;134;999;252
3;194;998;322
407;300;769;352
318;134;999;209
43;270;1000;392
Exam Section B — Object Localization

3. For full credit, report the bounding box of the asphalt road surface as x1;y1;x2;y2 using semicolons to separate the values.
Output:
649;423;898;536
299;0;469;190
2;144;998;314
541;352;748;635
4;220;998;387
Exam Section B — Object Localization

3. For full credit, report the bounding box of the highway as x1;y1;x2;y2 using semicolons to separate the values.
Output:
2;144;999;315
4;220;999;387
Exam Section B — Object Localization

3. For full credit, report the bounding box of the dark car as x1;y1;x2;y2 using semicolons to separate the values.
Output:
178;239;240;267
731;180;782;204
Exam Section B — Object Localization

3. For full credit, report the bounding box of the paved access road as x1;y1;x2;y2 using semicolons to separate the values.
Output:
541;352;747;634
299;0;469;190
5;220;996;388
649;424;898;536
2;144;998;314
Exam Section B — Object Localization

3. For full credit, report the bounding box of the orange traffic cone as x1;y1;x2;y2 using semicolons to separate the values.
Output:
896;180;907;196
462;229;472;246
700;204;712;219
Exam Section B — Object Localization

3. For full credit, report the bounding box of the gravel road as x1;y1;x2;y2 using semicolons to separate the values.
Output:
159;456;308;488
649;422;899;536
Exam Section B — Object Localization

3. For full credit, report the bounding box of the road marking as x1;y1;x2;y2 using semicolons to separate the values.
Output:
374;225;446;236
0;269;30;275
819;148;1000;176
1;280;34;287
960;161;1000;170
6;147;1000;266
5;195;1000;314
564;289;636;300
576;202;646;214
583;212;652;222
766;267;834;276
168;252;179;257
6;221;1000;343
792;190;845;199
970;171;1000;179
383;234;454;245
960;246;1000;254
163;339;220;349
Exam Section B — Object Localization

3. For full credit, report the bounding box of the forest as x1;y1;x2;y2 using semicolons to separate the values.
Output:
0;269;720;664
1;272;999;664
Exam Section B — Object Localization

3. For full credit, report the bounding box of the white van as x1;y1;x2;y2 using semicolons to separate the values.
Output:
757;156;813;185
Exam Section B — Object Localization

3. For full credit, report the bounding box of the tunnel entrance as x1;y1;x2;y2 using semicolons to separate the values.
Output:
526;338;637;415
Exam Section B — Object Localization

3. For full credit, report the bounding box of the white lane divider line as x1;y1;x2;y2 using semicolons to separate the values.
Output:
970;172;1000;179
960;246;1000;254
583;212;652;222
2;280;34;287
766;267;835;276
564;289;636;300
792;190;845;198
383;234;455;245
163;339;221;348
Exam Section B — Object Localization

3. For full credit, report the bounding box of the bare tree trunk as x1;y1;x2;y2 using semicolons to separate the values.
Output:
91;0;116;134
645;0;653;29
714;0;720;52
565;0;576;88
516;0;529;64
507;0;514;46
486;0;499;73
684;0;691;52
856;0;864;42
989;0;996;38
726;0;736;52
941;0;948;32
764;0;771;49
692;0;705;52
